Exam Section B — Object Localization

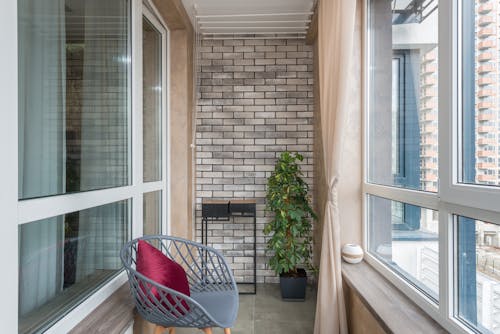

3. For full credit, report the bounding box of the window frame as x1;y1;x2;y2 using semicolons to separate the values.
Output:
363;0;500;333
0;1;20;333
142;6;170;237
0;0;171;332
367;194;440;301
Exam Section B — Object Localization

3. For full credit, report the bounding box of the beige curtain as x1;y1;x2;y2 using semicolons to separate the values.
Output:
314;0;358;333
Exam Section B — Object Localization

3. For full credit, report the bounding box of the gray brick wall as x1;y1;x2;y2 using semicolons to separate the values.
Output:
195;38;314;284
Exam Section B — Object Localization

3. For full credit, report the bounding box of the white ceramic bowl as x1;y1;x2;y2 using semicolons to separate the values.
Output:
341;244;364;264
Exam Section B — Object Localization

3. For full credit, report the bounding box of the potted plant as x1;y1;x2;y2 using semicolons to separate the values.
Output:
264;152;317;301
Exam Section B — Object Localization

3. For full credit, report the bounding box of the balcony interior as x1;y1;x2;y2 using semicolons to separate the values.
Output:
6;0;500;333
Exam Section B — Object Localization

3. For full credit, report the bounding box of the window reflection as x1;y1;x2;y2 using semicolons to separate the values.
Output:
368;0;439;192
19;200;130;333
18;0;131;199
368;195;439;300
457;216;500;333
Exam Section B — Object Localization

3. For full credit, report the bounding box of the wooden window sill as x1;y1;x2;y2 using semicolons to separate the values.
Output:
69;284;135;334
342;261;447;333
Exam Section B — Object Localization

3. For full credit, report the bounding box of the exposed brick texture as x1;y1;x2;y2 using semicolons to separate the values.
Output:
195;39;314;283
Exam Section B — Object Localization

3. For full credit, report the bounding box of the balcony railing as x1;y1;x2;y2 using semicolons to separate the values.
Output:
422;125;438;134
423;51;437;63
477;162;496;169
421;113;437;122
478;138;496;146
478;89;495;97
478;77;494;86
478;52;493;62
478;40;496;50
477;101;494;109
479;15;494;27
478;64;495;73
421;100;437;110
422;64;437;73
478;27;496;39
478;113;495;121
422;174;438;182
421;87;437;97
422;77;437;86
422;163;438;171
477;150;494;157
477;174;496;182
479;3;494;14
478;126;495;133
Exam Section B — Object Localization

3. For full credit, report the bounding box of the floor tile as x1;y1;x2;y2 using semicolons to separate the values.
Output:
173;284;315;334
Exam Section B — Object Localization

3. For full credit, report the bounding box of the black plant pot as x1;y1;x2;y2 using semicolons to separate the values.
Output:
279;268;307;301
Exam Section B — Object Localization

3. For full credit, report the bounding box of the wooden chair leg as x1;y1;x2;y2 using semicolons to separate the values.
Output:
168;328;176;334
154;325;166;334
202;328;213;334
224;329;231;334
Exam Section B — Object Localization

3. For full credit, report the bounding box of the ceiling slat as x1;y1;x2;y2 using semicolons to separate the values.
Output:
202;31;307;35
199;26;308;30
195;12;312;18
198;20;311;24
189;0;316;40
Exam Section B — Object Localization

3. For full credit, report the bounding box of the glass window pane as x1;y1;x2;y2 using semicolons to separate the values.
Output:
461;0;500;187
456;216;500;333
143;17;162;182
368;0;439;192
143;190;162;235
18;0;131;199
368;195;439;300
18;200;130;333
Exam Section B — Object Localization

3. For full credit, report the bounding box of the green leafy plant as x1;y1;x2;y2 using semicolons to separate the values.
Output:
264;152;317;277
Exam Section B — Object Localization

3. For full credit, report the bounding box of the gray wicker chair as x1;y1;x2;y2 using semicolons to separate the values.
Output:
120;235;239;334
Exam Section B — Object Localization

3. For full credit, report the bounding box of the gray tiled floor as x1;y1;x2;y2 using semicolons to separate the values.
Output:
176;284;316;334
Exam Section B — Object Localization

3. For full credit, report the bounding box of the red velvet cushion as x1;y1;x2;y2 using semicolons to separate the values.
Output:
136;240;190;314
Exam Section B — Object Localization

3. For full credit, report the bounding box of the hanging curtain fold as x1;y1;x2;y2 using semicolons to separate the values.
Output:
76;0;129;280
314;0;358;333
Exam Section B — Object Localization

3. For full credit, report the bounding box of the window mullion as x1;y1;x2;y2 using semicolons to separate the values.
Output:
438;209;452;323
438;0;457;206
163;26;170;235
439;0;457;326
18;186;135;225
363;183;439;210
132;0;144;240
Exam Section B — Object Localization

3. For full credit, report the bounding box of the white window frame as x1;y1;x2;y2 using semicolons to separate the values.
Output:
0;1;19;332
141;3;171;238
0;0;171;332
363;0;500;333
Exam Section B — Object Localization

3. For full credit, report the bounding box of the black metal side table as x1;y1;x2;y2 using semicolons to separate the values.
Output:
201;198;257;295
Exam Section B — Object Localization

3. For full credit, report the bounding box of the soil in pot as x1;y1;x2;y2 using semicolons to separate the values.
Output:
279;268;307;301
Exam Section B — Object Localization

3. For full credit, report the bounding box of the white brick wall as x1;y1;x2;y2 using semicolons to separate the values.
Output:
195;38;314;283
